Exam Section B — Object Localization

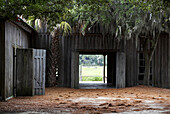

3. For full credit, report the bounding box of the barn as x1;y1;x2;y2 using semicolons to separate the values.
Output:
0;17;170;101
0;17;46;101
58;23;170;89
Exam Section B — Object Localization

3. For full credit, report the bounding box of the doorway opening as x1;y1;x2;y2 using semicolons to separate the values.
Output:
79;54;107;84
78;52;116;89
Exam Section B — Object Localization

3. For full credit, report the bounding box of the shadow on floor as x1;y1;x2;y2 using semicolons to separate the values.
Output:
79;83;115;89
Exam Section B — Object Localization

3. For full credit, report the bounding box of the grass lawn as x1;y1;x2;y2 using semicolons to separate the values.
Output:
80;66;107;81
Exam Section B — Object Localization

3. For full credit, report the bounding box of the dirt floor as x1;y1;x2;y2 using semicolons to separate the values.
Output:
1;85;170;113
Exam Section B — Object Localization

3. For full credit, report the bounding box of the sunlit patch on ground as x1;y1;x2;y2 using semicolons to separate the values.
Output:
1;85;170;113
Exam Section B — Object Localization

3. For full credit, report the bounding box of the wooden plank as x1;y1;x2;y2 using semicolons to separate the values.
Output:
157;38;161;87
161;37;164;87
163;36;167;88
67;36;71;87
0;20;5;100
71;52;79;88
126;40;132;87
33;49;46;95
43;50;46;95
168;35;170;88
152;48;155;86
154;38;159;86
133;39;137;86
64;36;68;87
58;36;65;87
39;50;42;95
116;52;126;88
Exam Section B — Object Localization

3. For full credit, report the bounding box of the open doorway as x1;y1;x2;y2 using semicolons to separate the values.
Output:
78;52;116;89
79;54;107;83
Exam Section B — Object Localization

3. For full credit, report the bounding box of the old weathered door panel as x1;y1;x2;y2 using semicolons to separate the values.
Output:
16;49;46;96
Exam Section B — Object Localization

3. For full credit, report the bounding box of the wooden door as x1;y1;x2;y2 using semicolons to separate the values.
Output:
16;49;46;96
33;49;46;95
16;49;34;96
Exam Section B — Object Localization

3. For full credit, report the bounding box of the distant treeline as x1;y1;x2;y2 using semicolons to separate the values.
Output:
79;55;107;66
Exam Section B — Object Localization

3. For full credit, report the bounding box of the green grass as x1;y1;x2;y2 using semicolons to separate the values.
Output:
79;66;107;81
80;66;107;76
82;76;103;81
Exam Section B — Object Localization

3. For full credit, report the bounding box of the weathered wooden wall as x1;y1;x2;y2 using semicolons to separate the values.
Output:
0;19;5;100
116;52;126;88
71;52;79;88
153;34;170;88
58;20;142;88
125;38;138;87
34;33;52;86
34;33;51;49
58;32;123;87
3;21;32;100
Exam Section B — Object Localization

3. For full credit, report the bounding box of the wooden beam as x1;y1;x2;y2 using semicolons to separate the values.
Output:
103;55;106;83
116;52;126;88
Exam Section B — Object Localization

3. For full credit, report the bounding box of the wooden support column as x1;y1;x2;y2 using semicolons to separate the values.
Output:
116;52;126;88
103;54;106;83
71;52;79;88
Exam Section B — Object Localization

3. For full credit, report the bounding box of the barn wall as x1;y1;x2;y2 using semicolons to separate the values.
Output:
125;38;138;87
59;34;121;87
34;33;51;49
4;21;32;100
153;34;170;88
0;20;5;100
33;32;52;87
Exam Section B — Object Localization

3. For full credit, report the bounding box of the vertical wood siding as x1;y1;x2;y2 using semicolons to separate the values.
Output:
34;33;51;49
58;32;125;87
0;20;5;100
153;34;170;88
58;22;139;88
126;38;138;87
116;52;126;88
4;21;32;100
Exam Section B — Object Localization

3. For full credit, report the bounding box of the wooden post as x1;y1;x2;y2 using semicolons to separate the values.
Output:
103;54;106;83
116;52;126;88
79;65;82;81
71;52;79;88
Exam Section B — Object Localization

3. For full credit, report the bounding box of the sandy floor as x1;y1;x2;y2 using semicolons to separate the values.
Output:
1;85;170;113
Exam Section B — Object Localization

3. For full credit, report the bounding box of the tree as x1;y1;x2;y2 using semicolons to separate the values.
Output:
46;22;71;87
0;0;73;30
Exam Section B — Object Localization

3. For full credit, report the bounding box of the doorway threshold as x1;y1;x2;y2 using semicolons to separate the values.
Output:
79;83;115;89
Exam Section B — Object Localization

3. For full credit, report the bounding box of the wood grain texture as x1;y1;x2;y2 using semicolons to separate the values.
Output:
71;52;79;88
16;49;34;96
152;34;170;88
4;21;32;100
116;52;126;88
33;49;46;95
16;49;46;96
